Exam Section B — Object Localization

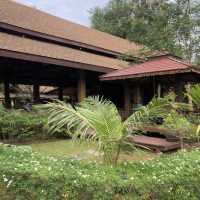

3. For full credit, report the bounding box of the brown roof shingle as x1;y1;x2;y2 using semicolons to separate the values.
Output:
0;0;141;54
0;32;128;71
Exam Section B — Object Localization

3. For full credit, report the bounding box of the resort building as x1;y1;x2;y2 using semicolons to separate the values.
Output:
0;0;200;118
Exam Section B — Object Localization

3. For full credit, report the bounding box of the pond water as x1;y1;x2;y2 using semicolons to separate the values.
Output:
29;139;156;162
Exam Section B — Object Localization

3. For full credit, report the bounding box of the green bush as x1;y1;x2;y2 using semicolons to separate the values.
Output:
163;111;197;139
0;105;48;141
0;105;69;142
1;144;200;199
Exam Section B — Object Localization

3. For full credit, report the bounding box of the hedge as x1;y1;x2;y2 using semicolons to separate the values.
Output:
0;105;69;142
1;144;200;200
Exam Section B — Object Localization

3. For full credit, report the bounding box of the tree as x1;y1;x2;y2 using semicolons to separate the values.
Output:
90;0;200;62
43;96;170;164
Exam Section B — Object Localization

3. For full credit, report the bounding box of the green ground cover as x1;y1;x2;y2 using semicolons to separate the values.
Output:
1;144;200;200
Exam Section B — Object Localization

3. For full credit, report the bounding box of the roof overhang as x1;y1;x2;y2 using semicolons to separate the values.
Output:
100;56;200;81
0;49;114;73
0;31;128;73
100;68;196;81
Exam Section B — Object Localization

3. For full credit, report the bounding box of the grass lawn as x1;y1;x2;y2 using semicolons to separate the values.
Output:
28;139;156;162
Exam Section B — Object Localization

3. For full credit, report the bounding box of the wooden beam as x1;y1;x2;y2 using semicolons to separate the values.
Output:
33;84;40;102
4;82;11;108
77;71;86;103
124;82;131;118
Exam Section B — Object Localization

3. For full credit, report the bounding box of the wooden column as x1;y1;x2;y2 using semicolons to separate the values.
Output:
58;86;64;101
157;83;161;98
185;83;193;109
124;82;131;118
134;84;142;105
77;71;86;103
173;81;183;102
4;82;11;108
33;84;40;103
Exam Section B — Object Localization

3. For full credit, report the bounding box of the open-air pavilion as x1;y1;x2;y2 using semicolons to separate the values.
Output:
0;0;134;111
1;0;200;119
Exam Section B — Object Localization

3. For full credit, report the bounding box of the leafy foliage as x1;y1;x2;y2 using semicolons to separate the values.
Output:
187;84;200;108
90;0;200;62
163;111;197;139
43;96;171;164
0;105;67;142
1;144;200;200
125;96;171;129
43;97;126;164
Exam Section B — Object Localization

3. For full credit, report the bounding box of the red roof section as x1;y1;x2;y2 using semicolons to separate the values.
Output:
101;56;194;80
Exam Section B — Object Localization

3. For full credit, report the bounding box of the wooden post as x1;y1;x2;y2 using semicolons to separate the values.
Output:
185;83;193;109
33;84;40;103
58;86;64;101
175;82;184;102
77;71;86;103
124;82;131;118
157;83;161;98
134;85;142;105
4;82;11;108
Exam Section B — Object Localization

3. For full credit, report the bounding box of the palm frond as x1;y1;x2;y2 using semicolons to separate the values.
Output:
79;96;125;142
124;96;170;131
42;97;125;149
42;100;96;139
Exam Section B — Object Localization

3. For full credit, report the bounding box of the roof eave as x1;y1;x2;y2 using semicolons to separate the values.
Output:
100;68;194;81
0;49;115;73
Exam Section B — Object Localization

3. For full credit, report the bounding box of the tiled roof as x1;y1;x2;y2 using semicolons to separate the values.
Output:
0;32;128;71
0;0;141;55
101;56;196;80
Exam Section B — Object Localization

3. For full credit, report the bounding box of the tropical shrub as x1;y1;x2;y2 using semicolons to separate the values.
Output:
162;111;198;147
1;144;200;200
163;111;197;139
186;84;200;141
0;105;68;142
43;96;169;164
187;84;200;108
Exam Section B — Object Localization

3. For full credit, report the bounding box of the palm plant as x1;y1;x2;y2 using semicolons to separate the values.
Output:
43;96;170;164
187;84;200;108
186;84;200;141
125;96;171;130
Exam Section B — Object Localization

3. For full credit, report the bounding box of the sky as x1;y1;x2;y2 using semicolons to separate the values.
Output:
14;0;108;27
